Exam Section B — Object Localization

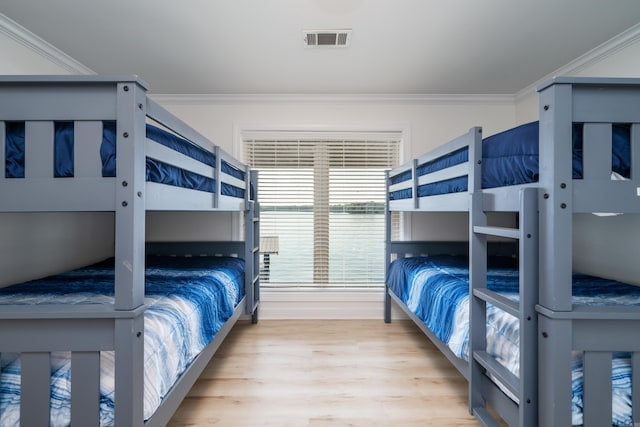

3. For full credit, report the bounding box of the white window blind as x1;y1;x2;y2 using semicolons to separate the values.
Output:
244;134;400;288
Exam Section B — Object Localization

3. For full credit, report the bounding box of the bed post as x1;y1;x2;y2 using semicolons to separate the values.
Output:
0;122;5;181
384;169;392;323
468;191;487;418
214;145;221;209
468;125;486;416
537;80;574;312
246;169;260;323
113;78;148;425
535;80;576;426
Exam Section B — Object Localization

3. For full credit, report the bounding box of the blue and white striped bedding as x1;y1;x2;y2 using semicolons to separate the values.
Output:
0;256;244;426
386;255;640;426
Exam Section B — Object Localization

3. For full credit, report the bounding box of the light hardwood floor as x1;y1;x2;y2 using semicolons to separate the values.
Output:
168;319;480;427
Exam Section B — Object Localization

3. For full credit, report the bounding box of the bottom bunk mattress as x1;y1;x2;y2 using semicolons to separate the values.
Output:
0;255;245;426
386;255;640;426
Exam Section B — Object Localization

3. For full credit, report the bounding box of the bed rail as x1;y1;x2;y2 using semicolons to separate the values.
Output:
384;77;640;427
0;240;250;426
537;306;640;426
0;304;145;425
536;77;640;311
0;76;259;426
0;300;247;426
0;76;252;213
386;127;481;212
485;77;640;426
506;79;640;216
144;97;250;211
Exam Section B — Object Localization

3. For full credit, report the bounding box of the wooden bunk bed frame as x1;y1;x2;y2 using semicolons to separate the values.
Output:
0;75;260;426
384;77;640;426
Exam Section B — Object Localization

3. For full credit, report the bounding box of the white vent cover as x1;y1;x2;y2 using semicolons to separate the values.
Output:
303;29;352;47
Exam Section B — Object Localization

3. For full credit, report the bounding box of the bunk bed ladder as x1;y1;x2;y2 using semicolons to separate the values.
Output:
384;169;392;323
469;187;539;427
246;169;260;323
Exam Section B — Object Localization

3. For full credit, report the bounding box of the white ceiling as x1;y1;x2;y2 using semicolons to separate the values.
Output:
1;0;640;95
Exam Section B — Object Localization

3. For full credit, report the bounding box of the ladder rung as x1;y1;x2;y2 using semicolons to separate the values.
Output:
473;225;519;239
472;406;504;427
473;288;519;318
473;350;519;398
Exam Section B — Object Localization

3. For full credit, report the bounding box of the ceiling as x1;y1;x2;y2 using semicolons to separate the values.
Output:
2;0;640;95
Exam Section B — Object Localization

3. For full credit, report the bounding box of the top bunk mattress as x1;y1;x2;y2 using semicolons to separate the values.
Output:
389;121;631;200
3;121;246;198
0;255;245;425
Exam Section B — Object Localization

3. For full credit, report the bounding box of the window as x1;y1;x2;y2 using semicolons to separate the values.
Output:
244;132;400;288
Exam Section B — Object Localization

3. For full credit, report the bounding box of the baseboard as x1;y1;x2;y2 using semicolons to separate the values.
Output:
258;289;408;320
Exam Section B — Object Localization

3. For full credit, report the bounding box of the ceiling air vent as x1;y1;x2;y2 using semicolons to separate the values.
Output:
303;29;352;47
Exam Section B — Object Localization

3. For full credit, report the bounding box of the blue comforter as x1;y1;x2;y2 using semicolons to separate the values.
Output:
386;255;640;426
389;121;631;200
4;121;246;198
0;256;244;426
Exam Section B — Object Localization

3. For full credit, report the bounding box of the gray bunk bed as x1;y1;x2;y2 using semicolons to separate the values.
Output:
0;75;260;426
384;77;640;426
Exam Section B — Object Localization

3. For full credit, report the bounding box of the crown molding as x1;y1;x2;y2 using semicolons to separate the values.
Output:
150;92;515;106
150;24;640;106
515;22;640;102
3;10;636;104
0;13;94;74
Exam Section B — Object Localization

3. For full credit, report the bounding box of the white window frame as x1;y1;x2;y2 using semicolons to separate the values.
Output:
233;121;411;318
233;121;412;237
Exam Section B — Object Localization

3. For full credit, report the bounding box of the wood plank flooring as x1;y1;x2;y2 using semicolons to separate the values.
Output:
168;319;480;427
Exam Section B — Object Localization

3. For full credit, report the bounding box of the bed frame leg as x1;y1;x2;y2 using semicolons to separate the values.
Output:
384;287;391;323
251;308;259;324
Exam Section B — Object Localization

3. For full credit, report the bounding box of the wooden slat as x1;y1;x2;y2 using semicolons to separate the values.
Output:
0;121;5;181
473;350;519;398
145;138;216;178
71;351;101;426
582;351;612;427
21;352;51;426
582;123;612;180
0;178;116;212
473;288;519;318
631;124;640;181
25;121;54;178
633;353;640;423
473;225;519;240
473;407;504;427
74;121;104;178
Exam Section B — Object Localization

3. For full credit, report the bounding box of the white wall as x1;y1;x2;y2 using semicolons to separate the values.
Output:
0;23;114;287
3;16;639;289
149;97;516;318
570;38;640;284
151;97;516;159
0;20;515;287
0;30;70;75
153;97;516;242
514;31;640;284
515;28;640;122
